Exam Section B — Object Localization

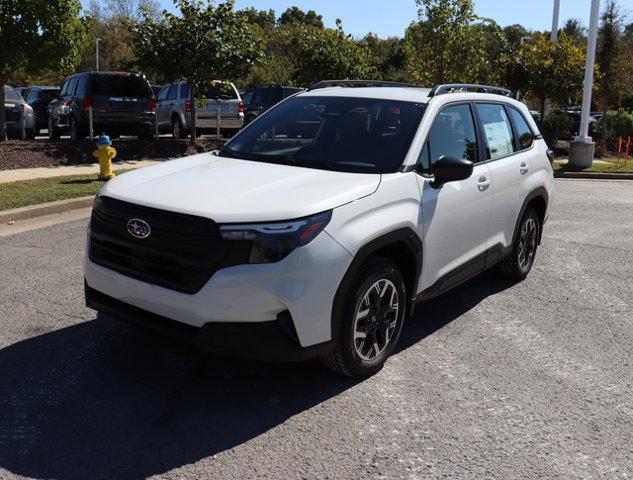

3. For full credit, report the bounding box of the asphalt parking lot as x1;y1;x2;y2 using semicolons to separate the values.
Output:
0;179;631;480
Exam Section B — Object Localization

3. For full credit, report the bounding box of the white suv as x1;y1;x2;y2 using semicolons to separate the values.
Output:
85;81;554;377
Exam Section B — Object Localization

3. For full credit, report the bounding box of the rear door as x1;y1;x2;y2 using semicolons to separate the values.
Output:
474;103;535;260
89;73;153;119
155;84;175;128
416;102;494;292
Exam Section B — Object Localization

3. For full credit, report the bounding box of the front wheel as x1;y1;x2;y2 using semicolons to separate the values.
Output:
322;257;406;377
497;207;540;281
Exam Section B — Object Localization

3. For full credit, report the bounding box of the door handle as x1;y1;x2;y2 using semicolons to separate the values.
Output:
477;175;491;192
520;162;529;175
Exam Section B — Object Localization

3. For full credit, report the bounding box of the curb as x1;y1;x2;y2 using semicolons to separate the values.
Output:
0;196;94;224
554;171;633;180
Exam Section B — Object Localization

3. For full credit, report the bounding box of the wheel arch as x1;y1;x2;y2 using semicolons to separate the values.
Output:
331;228;423;341
513;187;549;245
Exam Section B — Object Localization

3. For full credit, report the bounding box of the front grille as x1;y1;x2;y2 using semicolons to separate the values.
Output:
6;110;20;122
89;196;251;294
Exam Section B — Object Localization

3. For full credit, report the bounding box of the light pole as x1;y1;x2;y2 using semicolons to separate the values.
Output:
551;0;561;42
569;0;601;168
96;38;101;71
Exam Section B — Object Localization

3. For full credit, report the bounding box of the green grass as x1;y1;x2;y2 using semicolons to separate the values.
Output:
0;170;130;211
554;157;633;173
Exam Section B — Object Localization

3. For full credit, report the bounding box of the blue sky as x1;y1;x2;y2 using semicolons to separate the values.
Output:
137;0;633;38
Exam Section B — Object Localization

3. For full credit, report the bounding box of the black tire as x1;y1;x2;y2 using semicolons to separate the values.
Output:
322;256;406;378
69;116;84;142
26;127;36;140
171;117;186;139
48;118;61;140
497;207;540;282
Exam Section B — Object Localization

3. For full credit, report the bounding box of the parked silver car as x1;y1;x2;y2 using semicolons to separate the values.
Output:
156;81;243;138
3;85;35;139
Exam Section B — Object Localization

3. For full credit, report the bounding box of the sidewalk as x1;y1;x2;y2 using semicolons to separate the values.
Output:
0;159;165;184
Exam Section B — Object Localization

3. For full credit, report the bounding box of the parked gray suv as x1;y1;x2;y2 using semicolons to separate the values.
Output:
156;81;243;138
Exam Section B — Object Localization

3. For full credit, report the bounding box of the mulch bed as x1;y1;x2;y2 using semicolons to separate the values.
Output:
0;137;224;171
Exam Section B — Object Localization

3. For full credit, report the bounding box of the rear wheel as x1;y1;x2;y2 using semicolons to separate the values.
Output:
497;207;540;281
322;257;406;377
171;117;186;139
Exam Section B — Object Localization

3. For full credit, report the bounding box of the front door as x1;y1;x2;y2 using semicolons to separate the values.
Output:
415;103;493;293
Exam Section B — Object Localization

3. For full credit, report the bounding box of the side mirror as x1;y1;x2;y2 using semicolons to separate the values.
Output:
431;156;474;188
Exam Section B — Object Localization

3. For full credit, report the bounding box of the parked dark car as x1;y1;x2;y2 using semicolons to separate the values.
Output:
24;86;60;136
241;84;304;125
3;85;35;139
48;71;155;141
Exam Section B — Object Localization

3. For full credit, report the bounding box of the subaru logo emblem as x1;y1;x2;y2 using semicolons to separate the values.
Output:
127;218;151;239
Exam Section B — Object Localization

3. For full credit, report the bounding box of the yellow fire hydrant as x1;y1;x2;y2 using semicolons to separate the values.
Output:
93;133;117;180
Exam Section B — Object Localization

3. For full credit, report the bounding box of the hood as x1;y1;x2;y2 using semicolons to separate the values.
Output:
100;153;381;223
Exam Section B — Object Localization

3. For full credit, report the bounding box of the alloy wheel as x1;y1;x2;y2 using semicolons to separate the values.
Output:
352;279;400;361
518;217;537;271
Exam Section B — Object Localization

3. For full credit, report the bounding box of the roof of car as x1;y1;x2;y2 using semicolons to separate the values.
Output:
299;86;434;103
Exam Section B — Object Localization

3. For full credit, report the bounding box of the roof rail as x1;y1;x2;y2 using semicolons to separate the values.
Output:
308;80;423;91
428;84;512;97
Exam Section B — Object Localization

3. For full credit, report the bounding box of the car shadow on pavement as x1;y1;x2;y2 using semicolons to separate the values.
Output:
0;272;511;480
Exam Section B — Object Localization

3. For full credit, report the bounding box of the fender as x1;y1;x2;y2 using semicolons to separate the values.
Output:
512;186;549;245
330;228;423;340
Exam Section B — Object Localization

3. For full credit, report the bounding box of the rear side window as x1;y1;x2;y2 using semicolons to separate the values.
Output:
179;84;190;99
475;104;514;159
508;107;534;150
165;84;178;100
76;76;88;96
27;90;41;103
89;74;152;96
156;87;168;101
67;78;78;97
4;86;21;102
418;103;478;173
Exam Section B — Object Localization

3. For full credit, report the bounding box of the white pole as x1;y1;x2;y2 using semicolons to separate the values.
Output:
96;38;101;71
576;0;601;142
551;0;561;42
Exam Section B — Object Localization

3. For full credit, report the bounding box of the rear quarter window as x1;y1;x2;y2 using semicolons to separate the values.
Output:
206;82;238;100
4;86;21;102
89;74;152;97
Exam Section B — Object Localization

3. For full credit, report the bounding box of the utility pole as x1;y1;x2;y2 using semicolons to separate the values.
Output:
551;0;561;42
96;38;101;71
569;0;601;168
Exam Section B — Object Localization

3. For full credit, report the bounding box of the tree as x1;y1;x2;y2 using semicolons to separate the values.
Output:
133;0;261;142
597;0;623;114
0;0;85;140
403;0;495;85
237;7;276;32
508;35;586;118
278;6;323;29
359;34;406;81
562;18;585;40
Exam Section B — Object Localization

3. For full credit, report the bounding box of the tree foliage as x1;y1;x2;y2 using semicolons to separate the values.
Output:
278;6;323;29
403;0;494;84
0;0;85;139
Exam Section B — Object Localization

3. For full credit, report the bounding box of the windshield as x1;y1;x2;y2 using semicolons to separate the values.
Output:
89;74;152;97
223;96;426;173
4;86;22;102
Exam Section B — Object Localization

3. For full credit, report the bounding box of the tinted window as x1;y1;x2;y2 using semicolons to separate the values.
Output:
165;84;178;100
60;81;69;96
206;82;238;100
27;90;41;103
476;103;514;159
89;74;152;96
225;96;426;174
4;86;21;102
241;90;254;105
179;84;190;99
156;86;168;101
509;107;534;150
76;76;88;96
418;104;478;173
67;78;78;97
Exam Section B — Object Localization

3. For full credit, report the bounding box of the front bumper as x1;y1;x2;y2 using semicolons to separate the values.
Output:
84;228;353;351
86;283;333;361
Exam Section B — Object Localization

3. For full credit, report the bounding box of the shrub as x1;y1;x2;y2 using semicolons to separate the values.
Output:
539;112;571;148
597;108;633;145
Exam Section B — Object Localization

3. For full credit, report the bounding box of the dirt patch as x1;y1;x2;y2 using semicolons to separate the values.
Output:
0;137;224;171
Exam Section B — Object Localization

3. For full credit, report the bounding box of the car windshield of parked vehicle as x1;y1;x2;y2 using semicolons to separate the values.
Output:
90;74;152;96
4;86;21;102
223;96;426;174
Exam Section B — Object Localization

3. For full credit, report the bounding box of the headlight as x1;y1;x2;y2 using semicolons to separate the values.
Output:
219;210;332;263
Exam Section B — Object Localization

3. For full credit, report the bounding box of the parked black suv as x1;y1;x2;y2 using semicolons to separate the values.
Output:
48;71;155;141
24;86;60;136
241;84;304;125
